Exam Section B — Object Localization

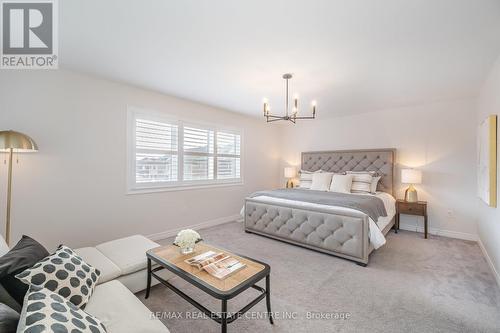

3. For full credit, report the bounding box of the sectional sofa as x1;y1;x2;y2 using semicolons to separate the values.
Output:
0;234;171;333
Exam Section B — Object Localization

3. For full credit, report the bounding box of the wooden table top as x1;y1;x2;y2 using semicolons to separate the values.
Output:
148;243;267;293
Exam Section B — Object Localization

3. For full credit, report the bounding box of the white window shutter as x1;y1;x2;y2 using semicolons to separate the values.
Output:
135;118;178;183
183;126;215;181
216;131;241;180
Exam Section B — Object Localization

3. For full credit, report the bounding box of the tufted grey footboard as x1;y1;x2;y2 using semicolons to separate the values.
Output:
244;199;372;265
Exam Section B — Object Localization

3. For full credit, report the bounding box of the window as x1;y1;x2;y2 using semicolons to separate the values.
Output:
216;131;241;179
135;118;178;183
128;108;242;192
183;126;214;181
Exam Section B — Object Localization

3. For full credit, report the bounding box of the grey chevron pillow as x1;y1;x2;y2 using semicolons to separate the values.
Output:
17;285;107;333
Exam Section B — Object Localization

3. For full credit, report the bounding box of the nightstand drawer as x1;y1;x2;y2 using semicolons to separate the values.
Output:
398;202;425;215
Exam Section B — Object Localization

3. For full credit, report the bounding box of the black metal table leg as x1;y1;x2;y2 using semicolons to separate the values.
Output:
266;274;274;325
145;258;152;299
221;299;228;333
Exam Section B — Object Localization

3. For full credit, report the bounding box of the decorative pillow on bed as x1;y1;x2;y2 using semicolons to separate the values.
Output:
298;170;322;189
310;172;334;191
17;285;107;333
329;174;354;193
15;245;100;309
346;171;374;194
370;175;382;193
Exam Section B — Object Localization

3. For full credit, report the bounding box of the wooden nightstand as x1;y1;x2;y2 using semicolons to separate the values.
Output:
395;200;428;239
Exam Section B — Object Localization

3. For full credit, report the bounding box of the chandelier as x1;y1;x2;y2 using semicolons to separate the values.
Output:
263;73;316;123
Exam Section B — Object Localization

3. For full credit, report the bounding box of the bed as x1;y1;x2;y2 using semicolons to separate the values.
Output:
243;149;396;266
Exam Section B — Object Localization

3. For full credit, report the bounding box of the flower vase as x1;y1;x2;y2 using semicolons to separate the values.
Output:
180;245;195;255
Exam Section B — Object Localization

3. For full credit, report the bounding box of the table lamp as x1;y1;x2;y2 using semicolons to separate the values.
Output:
0;130;38;245
284;167;296;188
401;168;422;203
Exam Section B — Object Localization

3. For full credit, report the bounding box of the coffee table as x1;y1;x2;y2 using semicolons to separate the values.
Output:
145;243;273;333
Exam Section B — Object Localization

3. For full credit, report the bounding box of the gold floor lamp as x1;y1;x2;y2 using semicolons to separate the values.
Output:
0;131;38;245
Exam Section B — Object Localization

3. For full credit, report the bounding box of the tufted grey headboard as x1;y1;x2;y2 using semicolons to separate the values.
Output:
301;149;396;196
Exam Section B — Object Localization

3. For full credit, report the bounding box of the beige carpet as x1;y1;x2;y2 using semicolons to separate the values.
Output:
137;222;500;333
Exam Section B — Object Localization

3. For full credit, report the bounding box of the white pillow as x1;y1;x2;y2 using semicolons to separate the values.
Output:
310;172;334;191
298;170;322;189
329;174;354;193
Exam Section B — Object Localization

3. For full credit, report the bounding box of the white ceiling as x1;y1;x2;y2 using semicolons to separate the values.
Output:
60;0;500;117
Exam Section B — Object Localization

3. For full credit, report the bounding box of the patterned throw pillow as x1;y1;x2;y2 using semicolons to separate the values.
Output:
345;171;382;193
15;245;100;308
298;170;321;189
370;175;382;193
17;285;107;333
346;171;374;194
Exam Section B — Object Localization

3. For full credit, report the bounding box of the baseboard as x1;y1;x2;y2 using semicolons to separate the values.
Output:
147;214;241;241
477;237;500;288
398;223;478;241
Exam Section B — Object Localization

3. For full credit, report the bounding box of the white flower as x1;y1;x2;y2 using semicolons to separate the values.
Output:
174;229;201;249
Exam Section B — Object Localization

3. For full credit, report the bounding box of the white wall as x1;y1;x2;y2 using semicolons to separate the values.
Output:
279;99;478;239
0;70;280;250
477;55;500;283
0;69;483;252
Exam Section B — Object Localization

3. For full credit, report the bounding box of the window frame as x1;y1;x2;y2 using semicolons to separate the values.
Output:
127;107;244;194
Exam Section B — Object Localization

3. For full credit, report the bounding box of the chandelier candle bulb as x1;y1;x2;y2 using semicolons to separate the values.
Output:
262;98;269;116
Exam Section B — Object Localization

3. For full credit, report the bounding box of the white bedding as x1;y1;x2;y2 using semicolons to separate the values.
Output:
241;192;396;250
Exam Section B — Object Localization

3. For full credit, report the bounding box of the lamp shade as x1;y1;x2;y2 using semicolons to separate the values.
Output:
401;169;422;184
0;130;38;152
284;167;296;178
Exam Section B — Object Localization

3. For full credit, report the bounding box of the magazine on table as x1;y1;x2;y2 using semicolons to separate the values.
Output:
185;251;246;279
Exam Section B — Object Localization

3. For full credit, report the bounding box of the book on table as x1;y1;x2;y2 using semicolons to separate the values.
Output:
185;251;246;280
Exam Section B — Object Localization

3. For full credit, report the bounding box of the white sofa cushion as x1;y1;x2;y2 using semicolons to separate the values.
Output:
117;266;172;294
85;280;169;333
75;247;122;284
0;235;9;257
96;235;159;275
